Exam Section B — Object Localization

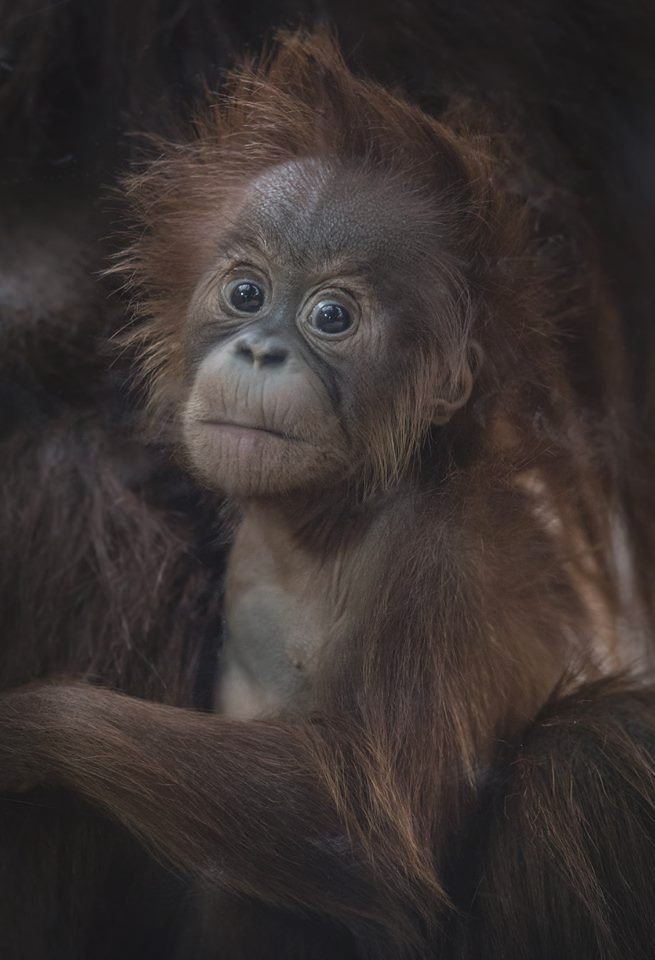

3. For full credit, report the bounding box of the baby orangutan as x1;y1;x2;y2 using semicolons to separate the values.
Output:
184;158;478;718
1;32;655;960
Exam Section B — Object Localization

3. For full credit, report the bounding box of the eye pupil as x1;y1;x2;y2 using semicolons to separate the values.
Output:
230;281;264;313
313;302;352;335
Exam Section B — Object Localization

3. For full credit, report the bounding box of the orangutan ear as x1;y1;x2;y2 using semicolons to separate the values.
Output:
433;340;483;425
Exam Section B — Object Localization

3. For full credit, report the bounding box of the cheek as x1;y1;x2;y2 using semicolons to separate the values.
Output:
180;344;353;496
338;353;434;486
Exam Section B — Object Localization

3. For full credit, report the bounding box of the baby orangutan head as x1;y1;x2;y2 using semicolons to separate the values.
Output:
123;34;511;499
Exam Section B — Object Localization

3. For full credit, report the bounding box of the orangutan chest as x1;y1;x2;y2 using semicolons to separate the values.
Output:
214;530;336;719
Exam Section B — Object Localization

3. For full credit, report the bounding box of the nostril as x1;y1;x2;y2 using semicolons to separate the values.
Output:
235;341;256;364
260;348;288;367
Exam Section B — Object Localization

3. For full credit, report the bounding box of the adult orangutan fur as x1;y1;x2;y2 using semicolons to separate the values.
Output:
0;2;291;955
2;27;655;960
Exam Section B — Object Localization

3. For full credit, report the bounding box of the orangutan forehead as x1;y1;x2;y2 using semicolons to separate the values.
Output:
227;158;437;271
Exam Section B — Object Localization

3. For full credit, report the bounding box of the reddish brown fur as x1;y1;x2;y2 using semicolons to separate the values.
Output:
2;13;655;960
3;30;655;959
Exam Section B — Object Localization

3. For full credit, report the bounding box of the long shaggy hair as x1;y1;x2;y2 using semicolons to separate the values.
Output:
2;15;655;960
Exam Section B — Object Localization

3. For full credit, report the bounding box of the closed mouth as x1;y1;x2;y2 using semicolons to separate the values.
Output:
197;419;301;442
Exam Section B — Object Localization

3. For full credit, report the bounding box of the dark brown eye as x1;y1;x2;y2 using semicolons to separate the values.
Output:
226;280;265;314
309;301;353;336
